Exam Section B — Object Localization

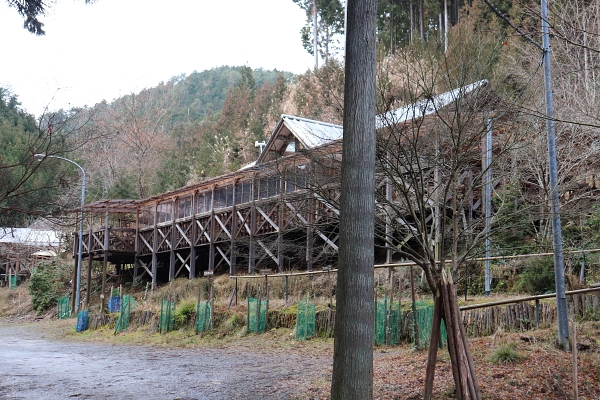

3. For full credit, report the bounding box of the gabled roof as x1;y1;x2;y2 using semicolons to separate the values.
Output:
256;115;343;164
376;80;488;128
91;80;491;211
255;80;488;166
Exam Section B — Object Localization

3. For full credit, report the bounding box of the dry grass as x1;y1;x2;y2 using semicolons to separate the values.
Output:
0;286;33;317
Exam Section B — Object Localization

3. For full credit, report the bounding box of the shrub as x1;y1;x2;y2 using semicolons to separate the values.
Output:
173;300;196;328
225;313;245;329
489;342;525;364
514;256;555;295
27;261;71;314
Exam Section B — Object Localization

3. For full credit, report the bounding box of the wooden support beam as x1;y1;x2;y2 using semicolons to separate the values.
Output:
133;207;140;283
152;203;158;291
190;191;197;279
307;196;314;272
277;180;284;273
101;211;109;312
209;187;215;273
169;198;176;282
85;222;93;307
231;183;237;275
249;175;256;274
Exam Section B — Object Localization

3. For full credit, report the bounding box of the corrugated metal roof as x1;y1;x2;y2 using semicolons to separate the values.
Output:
376;80;488;129
281;115;343;149
0;228;61;247
257;81;487;165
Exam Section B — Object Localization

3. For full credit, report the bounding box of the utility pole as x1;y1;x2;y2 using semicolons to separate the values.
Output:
541;0;569;349
484;118;492;296
480;0;570;349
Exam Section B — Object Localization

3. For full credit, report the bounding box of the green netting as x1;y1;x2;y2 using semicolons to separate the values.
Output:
247;297;268;333
195;301;212;333
295;298;316;340
374;297;401;345
9;275;17;289
114;295;135;334
409;301;447;349
57;296;70;319
159;299;175;334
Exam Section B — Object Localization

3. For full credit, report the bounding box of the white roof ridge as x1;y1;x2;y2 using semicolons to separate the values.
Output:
281;114;343;129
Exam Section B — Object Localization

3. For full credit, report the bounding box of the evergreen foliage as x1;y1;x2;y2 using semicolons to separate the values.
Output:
27;261;71;314
0;88;68;226
514;257;556;295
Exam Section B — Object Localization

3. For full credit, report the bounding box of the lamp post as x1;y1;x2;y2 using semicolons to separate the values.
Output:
35;154;86;314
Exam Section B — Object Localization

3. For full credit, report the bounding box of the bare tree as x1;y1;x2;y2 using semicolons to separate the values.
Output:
0;100;98;226
88;82;179;199
370;24;528;398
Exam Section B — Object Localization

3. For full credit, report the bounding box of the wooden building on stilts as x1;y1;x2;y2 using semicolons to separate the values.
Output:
73;80;498;304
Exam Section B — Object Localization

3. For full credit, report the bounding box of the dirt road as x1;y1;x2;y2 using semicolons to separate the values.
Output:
0;324;331;400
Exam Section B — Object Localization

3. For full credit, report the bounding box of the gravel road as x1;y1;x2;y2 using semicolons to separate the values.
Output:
0;324;331;400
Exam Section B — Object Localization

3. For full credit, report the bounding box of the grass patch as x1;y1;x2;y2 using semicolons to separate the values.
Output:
489;342;525;364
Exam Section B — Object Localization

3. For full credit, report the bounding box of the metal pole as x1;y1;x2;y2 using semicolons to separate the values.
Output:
484;118;492;296
35;154;85;314
541;0;569;349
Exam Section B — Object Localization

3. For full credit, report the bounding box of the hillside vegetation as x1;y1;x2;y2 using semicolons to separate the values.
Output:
2;1;600;293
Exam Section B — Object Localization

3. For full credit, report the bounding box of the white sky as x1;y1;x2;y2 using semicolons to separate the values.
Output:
0;0;315;117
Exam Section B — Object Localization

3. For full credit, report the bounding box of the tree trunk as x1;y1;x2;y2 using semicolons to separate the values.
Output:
330;0;377;399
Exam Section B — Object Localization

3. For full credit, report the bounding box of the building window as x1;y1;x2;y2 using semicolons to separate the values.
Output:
178;196;192;219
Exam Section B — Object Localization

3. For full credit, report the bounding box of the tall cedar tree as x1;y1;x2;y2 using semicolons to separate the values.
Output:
330;0;377;399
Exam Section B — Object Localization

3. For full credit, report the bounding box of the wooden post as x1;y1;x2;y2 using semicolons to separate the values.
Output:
424;290;443;399
101;211;109;312
209;275;214;329
277;176;284;273
573;321;578;400
134;207;140;283
285;275;289;305
85;223;93;307
231;182;237;276
328;269;333;306
209;187;216;273
387;271;394;345
410;265;419;348
249;176;256;274
306;196;314;272
265;274;269;330
190;190;198;280
152;202;158;291
169;197;176;282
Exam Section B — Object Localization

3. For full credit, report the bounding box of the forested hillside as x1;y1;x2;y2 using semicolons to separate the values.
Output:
4;0;600;291
77;66;295;200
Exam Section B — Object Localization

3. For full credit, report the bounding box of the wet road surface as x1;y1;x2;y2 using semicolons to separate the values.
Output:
0;324;331;399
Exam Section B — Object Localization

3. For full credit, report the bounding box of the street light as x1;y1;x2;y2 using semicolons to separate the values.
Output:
35;154;86;314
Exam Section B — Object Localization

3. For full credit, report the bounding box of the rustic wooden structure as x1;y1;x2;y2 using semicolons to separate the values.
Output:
74;81;495;291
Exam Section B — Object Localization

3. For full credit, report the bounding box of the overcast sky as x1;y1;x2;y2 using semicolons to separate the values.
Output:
0;0;315;117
